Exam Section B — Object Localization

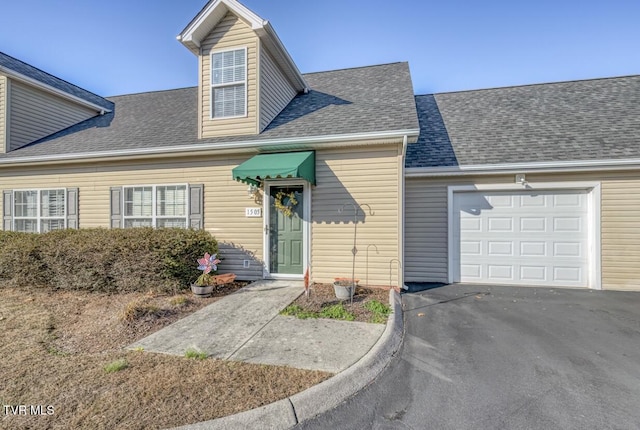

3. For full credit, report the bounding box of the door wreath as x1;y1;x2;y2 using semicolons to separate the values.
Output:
274;191;298;217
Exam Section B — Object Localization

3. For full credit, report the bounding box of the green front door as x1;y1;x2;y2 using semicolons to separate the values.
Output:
269;185;304;275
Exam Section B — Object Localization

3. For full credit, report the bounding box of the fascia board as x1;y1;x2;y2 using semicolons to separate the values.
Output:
0;129;420;166
178;0;265;49
406;158;640;177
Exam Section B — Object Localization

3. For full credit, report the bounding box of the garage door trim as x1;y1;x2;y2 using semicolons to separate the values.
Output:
447;182;601;289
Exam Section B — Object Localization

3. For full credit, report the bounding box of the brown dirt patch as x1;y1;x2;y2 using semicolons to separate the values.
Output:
290;283;391;323
0;283;331;430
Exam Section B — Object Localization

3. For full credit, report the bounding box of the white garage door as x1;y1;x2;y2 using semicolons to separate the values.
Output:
453;190;589;287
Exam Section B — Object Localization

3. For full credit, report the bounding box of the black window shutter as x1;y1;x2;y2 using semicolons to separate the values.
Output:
66;188;79;229
110;187;123;229
189;184;204;229
2;190;12;231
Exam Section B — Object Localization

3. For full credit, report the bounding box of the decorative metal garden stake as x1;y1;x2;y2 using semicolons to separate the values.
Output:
338;203;374;305
366;244;379;287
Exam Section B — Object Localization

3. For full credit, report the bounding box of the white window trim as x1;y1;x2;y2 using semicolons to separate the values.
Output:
210;46;248;120
122;184;190;228
447;181;602;290
12;188;67;233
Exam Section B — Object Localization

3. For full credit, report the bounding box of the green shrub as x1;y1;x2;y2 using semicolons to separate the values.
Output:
319;303;355;321
0;228;217;293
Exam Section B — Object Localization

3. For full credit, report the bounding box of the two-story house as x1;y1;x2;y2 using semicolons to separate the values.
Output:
1;0;639;291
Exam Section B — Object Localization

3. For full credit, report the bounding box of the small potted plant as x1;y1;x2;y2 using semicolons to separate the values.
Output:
191;252;221;298
333;277;359;301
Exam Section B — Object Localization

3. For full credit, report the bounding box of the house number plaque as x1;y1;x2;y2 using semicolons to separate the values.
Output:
245;208;262;217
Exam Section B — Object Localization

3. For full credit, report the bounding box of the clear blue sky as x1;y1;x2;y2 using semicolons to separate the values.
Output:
1;1;639;97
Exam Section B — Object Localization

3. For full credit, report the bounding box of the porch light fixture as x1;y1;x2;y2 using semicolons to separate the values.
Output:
247;184;258;198
515;174;527;186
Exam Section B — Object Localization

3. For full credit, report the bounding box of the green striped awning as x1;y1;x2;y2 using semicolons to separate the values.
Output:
232;151;315;186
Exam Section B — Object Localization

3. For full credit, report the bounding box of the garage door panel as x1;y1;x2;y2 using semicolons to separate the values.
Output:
488;241;513;256
454;189;590;288
488;217;513;232
554;217;582;232
520;265;547;282
521;217;546;232
554;242;582;257
488;265;514;279
520;194;546;207
521;241;546;256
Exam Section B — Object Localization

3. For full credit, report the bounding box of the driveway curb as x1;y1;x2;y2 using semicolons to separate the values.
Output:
173;288;404;430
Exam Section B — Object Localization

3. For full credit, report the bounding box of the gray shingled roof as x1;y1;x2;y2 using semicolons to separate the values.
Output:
0;62;418;159
407;75;640;168
0;51;113;112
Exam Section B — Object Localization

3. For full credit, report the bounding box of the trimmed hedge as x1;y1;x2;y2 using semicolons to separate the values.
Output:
0;228;218;293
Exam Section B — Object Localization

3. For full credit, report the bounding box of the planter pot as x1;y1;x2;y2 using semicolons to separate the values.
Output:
191;284;215;298
333;282;355;300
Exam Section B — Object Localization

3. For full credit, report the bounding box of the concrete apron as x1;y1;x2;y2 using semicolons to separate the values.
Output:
128;280;385;373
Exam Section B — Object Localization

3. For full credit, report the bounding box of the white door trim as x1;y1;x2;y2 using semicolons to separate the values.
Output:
447;181;602;289
263;179;310;280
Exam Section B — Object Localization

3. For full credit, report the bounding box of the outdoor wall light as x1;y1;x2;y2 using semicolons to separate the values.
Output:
515;173;527;186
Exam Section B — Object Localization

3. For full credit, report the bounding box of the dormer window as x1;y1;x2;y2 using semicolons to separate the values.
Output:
211;47;247;119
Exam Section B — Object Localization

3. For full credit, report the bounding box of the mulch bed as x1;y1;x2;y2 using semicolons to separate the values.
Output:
290;283;391;323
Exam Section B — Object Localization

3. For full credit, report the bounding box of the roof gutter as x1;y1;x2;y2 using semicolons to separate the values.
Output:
406;158;640;177
0;128;420;166
0;66;112;114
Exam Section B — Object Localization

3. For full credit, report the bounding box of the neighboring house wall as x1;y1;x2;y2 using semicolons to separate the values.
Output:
200;12;258;138
6;80;97;151
405;170;640;291
259;47;297;132
0;76;6;153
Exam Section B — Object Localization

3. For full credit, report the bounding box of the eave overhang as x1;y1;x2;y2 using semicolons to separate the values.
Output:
0;128;419;168
406;158;640;177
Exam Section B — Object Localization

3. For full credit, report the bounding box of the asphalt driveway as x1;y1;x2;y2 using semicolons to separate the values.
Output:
296;284;640;430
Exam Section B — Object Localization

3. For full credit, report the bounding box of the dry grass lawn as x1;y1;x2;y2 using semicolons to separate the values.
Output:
0;284;332;430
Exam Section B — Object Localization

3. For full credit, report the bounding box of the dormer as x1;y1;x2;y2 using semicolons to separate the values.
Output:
178;0;308;139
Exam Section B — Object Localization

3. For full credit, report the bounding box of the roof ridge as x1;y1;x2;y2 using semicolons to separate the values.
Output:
302;61;407;76
415;74;640;97
107;86;198;99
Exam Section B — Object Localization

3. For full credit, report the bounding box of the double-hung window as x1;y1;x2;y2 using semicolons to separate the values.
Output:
11;189;66;233
123;185;188;228
211;47;247;118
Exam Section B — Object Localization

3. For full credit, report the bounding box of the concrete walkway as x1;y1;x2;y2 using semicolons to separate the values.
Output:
129;279;385;373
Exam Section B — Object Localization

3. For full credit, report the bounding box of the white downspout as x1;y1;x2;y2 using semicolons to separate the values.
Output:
399;135;408;290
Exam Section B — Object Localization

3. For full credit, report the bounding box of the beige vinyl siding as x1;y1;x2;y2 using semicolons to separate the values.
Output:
0;76;6;153
0;155;264;280
312;144;402;287
200;13;258;138
405;170;640;291
259;48;297;132
7;80;97;151
600;178;640;291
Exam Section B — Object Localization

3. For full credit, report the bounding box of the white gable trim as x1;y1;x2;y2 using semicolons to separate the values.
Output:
177;0;307;92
